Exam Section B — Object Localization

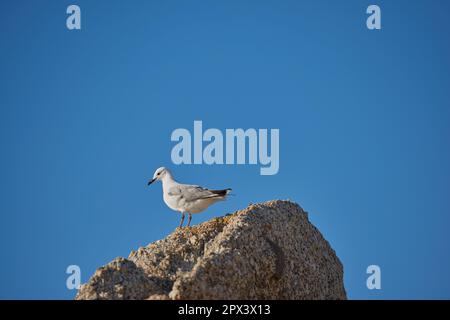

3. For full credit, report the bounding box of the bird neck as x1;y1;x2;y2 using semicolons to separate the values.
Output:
161;172;176;189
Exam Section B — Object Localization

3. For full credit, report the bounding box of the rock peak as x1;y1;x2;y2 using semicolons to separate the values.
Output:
76;200;346;300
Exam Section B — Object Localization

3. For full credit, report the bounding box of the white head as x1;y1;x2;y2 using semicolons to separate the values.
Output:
148;167;171;185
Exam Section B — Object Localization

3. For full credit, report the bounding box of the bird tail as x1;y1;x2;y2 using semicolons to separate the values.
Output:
209;188;232;197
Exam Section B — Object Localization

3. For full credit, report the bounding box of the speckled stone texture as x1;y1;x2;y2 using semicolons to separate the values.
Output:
75;200;347;300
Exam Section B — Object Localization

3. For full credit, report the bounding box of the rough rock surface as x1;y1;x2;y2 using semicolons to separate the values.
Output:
76;200;346;300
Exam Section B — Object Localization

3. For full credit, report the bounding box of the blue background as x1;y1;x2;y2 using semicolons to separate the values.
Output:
1;0;449;299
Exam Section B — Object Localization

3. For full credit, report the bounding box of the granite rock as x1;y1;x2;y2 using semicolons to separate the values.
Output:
76;200;346;300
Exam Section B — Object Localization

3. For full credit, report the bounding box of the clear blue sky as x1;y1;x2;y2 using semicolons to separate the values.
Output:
1;0;449;299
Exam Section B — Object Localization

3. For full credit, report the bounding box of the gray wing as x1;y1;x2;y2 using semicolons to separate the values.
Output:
168;184;229;202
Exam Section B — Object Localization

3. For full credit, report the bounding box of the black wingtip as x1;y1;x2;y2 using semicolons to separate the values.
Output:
209;188;232;197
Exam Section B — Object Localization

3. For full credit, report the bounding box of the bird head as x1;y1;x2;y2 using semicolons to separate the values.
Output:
148;167;170;185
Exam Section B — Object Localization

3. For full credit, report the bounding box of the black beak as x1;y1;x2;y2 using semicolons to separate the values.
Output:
147;178;156;186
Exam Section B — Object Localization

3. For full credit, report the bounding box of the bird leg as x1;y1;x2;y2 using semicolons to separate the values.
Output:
187;213;192;227
179;213;185;228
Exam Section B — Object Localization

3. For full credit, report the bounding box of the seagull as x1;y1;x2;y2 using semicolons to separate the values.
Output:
147;167;232;228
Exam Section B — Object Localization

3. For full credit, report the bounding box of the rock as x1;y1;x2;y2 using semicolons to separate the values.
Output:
75;200;347;300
